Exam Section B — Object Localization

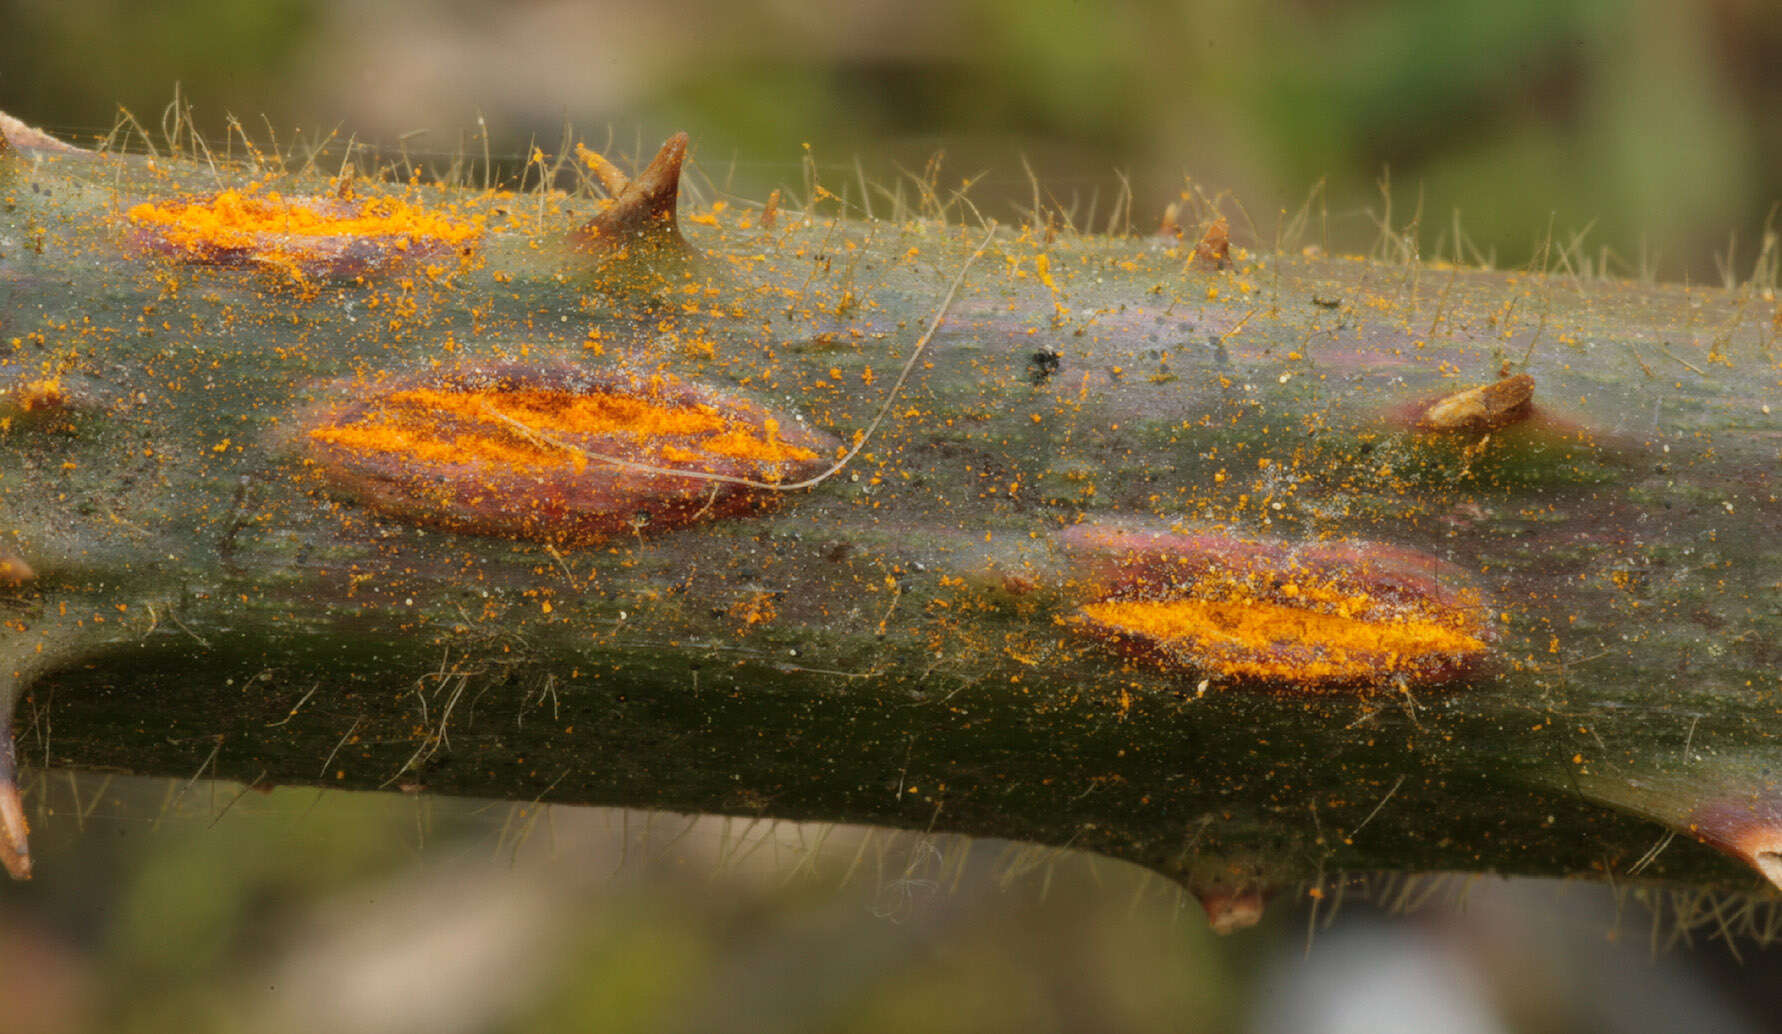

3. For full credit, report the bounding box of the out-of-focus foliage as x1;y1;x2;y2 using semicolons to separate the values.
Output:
2;0;1779;279
3;774;1776;1034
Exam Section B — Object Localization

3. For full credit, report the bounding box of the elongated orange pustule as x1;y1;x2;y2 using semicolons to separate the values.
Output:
1062;523;1490;689
127;188;483;278
303;363;837;544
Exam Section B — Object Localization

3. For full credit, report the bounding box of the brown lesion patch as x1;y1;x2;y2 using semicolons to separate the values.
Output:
302;363;837;544
125;186;483;279
1062;523;1490;689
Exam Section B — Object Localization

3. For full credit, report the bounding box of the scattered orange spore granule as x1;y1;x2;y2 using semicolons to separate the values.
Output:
126;186;482;275
301;364;837;544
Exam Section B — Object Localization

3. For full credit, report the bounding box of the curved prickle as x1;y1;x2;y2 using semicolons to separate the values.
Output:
1564;767;1782;893
572;132;690;258
0;717;26;880
0;554;32;587
0;112;80;154
1414;374;1537;434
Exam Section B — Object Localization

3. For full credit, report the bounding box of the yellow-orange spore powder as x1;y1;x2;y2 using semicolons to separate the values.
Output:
127;187;482;274
1079;589;1485;684
309;385;818;473
301;366;836;544
1062;525;1492;689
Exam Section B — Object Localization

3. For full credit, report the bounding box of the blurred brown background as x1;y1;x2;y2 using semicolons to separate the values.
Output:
4;0;1782;281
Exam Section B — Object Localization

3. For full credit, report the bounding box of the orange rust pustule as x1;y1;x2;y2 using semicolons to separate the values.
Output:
1;375;95;433
1411;374;1536;434
1061;523;1490;690
126;189;482;279
302;363;837;544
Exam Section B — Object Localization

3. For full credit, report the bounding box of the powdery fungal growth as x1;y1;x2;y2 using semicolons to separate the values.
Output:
1063;523;1489;689
126;186;483;279
303;363;837;544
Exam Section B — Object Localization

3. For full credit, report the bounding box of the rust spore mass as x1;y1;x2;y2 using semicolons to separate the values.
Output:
302;362;837;544
126;189;482;279
1063;523;1490;689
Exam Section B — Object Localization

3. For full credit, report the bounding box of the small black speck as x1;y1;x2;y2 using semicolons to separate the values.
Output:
1027;349;1062;385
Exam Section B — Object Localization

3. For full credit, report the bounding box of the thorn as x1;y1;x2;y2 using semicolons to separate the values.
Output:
1192;217;1230;269
1195;886;1266;933
0;554;32;587
1689;797;1782;893
1416;374;1536;433
0;111;79;154
1560;767;1782;893
0;712;29;880
574;132;690;254
574;144;631;197
1157;201;1181;239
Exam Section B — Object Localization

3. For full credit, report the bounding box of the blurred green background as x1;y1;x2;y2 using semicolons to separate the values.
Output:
3;0;1781;281
3;772;1779;1034
4;1;1782;1030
